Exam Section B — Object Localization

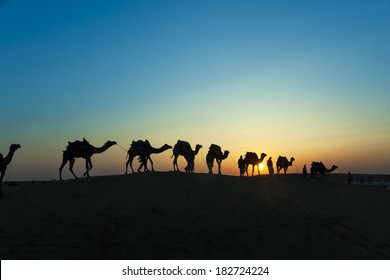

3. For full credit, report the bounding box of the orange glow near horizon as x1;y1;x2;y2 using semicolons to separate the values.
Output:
259;163;264;171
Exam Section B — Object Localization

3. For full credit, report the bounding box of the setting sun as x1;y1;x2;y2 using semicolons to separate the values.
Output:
259;163;264;171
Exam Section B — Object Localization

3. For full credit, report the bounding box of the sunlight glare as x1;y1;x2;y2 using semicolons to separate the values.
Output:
259;163;264;171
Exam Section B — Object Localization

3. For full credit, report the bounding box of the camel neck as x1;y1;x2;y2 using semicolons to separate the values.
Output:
4;149;17;165
93;144;110;154
151;145;170;154
194;146;201;156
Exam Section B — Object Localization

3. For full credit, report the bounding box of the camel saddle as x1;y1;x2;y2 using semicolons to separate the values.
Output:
245;152;257;159
209;144;222;156
131;140;150;149
312;162;325;169
178;140;192;153
67;138;92;155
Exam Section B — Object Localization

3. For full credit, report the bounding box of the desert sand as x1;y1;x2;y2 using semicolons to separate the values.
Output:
0;172;389;260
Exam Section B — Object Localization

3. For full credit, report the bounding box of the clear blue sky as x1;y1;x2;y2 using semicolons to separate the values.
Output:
1;0;390;180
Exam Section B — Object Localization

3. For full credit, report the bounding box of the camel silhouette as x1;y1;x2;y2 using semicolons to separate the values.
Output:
310;162;338;177
206;144;229;175
243;152;267;176
276;156;295;174
59;138;116;180
125;140;172;174
171;140;202;172
0;144;21;196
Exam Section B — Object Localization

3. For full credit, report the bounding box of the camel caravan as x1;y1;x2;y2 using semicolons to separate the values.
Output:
55;138;338;180
0;138;340;195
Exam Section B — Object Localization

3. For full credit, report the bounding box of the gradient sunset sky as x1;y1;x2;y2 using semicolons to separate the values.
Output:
1;0;389;180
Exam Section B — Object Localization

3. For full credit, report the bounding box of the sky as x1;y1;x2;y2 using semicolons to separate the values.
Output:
1;0;390;180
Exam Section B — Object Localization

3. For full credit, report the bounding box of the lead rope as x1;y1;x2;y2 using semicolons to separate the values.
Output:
116;143;128;156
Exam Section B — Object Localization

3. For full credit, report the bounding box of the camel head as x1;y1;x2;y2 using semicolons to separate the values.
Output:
290;157;295;164
163;144;173;150
0;144;21;166
194;144;203;154
10;144;21;151
105;140;117;147
260;153;267;161
223;150;230;158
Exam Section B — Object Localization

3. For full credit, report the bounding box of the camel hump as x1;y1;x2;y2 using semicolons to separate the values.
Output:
177;140;191;151
311;161;324;168
66;139;92;155
67;139;90;148
68;138;89;147
178;140;190;146
244;152;258;161
132;140;147;148
277;156;287;163
209;144;222;155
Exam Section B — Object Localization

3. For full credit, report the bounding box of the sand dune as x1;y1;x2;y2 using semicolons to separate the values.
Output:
0;172;390;260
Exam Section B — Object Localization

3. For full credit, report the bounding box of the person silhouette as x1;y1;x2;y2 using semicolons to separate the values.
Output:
267;157;274;176
238;155;245;176
303;165;307;178
206;152;214;174
347;172;352;183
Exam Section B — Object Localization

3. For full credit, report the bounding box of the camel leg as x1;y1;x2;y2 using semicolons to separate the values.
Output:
84;158;93;177
186;160;193;173
173;155;180;172
140;155;153;172
68;158;78;179
252;165;254;176
208;165;213;174
138;156;148;172
0;171;4;196
88;159;93;177
59;155;68;181
125;157;131;174
207;161;213;174
174;157;179;171
148;156;154;172
129;155;135;173
217;159;222;175
137;156;143;172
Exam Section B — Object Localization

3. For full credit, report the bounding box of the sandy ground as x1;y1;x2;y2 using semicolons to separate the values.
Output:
0;172;390;260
